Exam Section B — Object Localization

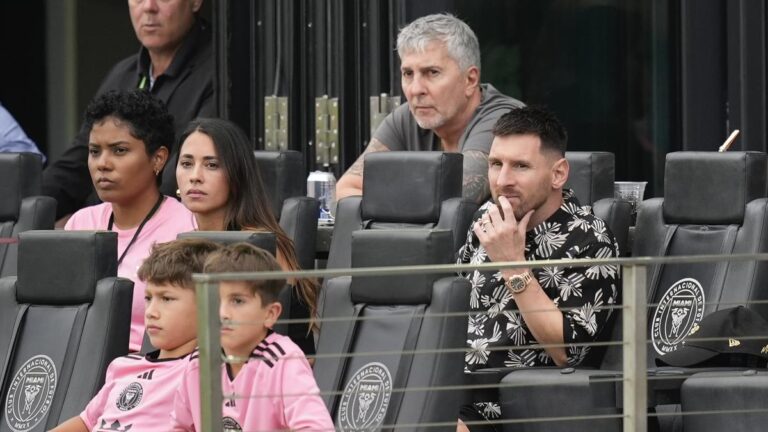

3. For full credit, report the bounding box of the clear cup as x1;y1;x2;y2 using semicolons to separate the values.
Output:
614;181;647;215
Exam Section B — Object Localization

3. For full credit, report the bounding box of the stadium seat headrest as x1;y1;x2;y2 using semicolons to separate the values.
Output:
565;151;615;203
177;231;277;256
350;229;453;305
362;152;462;224
253;150;305;217
0;153;43;221
663;151;768;224
17;230;117;304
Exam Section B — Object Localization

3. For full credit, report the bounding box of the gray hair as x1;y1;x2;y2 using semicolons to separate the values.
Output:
396;13;481;72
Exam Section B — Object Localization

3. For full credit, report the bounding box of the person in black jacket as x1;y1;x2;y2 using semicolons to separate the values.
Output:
43;0;213;221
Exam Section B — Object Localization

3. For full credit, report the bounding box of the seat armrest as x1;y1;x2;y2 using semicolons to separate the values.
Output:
467;366;566;403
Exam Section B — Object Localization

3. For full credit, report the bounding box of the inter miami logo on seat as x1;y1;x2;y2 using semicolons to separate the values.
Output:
337;362;392;432
652;278;706;355
222;416;242;432
116;382;144;411
4;355;58;432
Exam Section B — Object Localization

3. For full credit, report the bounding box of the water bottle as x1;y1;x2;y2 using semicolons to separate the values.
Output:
307;170;337;225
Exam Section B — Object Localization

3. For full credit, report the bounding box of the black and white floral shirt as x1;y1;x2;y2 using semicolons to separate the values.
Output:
459;190;621;373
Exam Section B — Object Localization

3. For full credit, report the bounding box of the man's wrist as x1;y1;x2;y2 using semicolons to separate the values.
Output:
503;270;534;295
501;268;530;281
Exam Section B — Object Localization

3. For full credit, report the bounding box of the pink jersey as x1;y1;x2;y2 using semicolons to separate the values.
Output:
172;332;334;431
80;351;192;431
65;197;196;351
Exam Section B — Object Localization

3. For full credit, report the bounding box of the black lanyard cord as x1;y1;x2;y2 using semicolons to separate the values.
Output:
108;194;165;266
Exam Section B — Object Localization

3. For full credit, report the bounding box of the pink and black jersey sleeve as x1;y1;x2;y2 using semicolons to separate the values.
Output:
273;342;334;429
170;358;197;432
79;362;118;430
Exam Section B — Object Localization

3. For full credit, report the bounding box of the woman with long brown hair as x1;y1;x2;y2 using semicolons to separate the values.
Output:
175;118;318;355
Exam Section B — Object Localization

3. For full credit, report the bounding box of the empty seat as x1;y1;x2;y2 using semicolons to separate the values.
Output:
496;151;768;432
326;151;478;271
253;150;318;271
0;153;57;277
565;151;632;256
0;231;133;430
314;229;469;431
681;370;768;431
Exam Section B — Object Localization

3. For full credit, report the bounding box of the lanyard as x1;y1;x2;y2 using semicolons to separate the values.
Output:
108;195;165;266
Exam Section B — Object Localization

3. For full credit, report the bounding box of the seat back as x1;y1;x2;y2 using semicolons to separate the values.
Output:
177;231;277;255
0;153;56;278
565;151;615;203
565;151;632;256
632;151;768;367
0;231;132;431
253;150;318;270
315;229;469;431
327;151;478;270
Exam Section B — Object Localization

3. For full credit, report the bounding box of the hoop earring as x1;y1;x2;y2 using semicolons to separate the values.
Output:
176;189;181;198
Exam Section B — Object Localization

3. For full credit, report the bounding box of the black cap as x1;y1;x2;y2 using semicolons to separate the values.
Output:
655;306;768;368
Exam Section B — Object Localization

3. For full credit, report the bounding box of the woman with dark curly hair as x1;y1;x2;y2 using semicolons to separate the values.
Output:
175;117;320;356
66;89;196;352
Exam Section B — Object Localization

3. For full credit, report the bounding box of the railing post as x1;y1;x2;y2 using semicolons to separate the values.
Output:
196;280;223;432
623;264;647;432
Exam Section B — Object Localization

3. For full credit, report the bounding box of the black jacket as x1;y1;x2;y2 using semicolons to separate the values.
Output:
42;19;215;218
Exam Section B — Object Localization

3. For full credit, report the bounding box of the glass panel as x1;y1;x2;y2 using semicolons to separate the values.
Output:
406;0;678;196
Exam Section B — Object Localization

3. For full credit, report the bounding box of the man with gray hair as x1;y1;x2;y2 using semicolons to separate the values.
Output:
336;13;524;204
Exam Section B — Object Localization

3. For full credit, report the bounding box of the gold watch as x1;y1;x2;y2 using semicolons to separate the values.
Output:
504;272;534;294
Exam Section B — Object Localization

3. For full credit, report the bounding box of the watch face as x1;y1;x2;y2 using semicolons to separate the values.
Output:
508;276;526;293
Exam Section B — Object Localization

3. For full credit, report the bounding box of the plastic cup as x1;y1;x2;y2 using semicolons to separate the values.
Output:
614;181;647;215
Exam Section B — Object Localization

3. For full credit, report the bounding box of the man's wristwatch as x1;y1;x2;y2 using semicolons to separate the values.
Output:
504;271;534;294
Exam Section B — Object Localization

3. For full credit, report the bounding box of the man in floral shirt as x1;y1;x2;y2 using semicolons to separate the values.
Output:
457;107;621;431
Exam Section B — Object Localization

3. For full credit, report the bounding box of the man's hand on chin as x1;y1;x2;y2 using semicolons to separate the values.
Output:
473;196;532;264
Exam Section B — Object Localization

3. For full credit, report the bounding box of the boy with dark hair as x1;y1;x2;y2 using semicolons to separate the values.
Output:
51;238;221;432
171;243;333;431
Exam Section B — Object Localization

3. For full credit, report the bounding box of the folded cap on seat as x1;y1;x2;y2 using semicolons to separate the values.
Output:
656;306;768;368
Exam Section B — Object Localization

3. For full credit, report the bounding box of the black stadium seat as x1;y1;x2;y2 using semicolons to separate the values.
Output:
326;151;477;271
681;370;768;431
314;229;469;431
177;230;277;255
496;151;768;432
0;153;56;277
565;151;615;203
253;150;319;271
565;151;632;256
0;231;132;431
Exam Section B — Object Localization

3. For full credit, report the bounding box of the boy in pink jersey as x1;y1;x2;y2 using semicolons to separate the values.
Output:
171;243;334;431
51;238;221;432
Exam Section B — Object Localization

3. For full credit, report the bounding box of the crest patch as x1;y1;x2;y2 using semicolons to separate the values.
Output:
652;278;706;355
222;416;243;432
4;355;58;432
116;382;144;411
337;362;392;431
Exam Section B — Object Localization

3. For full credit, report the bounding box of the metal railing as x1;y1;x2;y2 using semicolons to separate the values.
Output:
192;252;768;432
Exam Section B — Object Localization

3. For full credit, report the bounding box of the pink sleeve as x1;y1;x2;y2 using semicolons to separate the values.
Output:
170;365;197;431
63;212;78;230
280;353;334;430
79;363;116;430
